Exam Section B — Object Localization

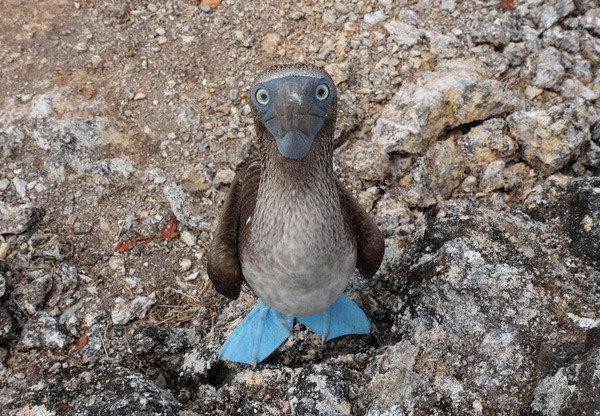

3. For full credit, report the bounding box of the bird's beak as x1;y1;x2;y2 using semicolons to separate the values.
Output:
263;83;326;159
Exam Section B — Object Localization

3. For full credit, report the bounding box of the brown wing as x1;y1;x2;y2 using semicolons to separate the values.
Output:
207;155;261;299
337;180;385;278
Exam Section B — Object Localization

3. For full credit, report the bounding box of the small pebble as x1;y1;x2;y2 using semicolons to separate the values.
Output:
181;230;197;247
180;258;192;271
0;242;10;260
91;55;103;68
364;10;388;25
12;178;27;199
0;178;10;191
109;256;125;272
185;271;199;281
525;86;543;100
213;169;235;185
75;42;88;52
133;93;147;101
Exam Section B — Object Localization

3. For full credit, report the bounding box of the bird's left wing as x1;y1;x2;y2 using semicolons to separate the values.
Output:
336;180;385;278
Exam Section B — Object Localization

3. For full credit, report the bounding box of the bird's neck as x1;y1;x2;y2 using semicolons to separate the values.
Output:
259;139;336;194
249;133;345;250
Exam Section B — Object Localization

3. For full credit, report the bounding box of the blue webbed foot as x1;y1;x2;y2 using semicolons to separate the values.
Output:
297;294;370;341
220;299;294;365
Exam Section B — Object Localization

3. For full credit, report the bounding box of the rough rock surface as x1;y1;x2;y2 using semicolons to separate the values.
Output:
373;59;516;155
1;0;599;415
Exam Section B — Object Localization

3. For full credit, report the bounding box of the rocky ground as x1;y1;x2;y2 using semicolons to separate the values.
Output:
1;0;599;415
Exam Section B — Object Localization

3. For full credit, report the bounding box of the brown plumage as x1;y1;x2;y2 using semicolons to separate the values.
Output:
207;63;384;313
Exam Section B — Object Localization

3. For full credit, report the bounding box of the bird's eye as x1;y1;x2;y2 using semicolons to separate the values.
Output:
255;88;269;105
315;84;329;101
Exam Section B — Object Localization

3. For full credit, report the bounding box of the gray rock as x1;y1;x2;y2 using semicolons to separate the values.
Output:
470;45;510;75
582;140;600;169
163;184;211;231
362;196;599;414
337;139;389;182
13;178;27;199
368;56;398;87
455;118;516;164
9;362;181;415
384;20;423;47
111;294;156;325
13;271;53;315
426;30;460;59
362;341;435;415
129;324;192;357
531;347;600;415
289;361;359;415
467;14;522;47
532;47;565;89
56;263;78;289
374;60;515;155
507;104;596;174
364;10;387;25
0;203;39;236
559;77;599;100
0;126;25;158
537;0;575;29
180;344;219;384
401;140;464;208
31;94;53;119
180;230;197;247
31;235;73;261
0;307;14;344
503;42;527;67
20;311;66;349
213;168;235;185
373;193;412;238
479;159;507;193
525;176;600;268
582;8;600;35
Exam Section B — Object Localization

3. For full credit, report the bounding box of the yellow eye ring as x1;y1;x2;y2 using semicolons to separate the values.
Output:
255;88;269;105
315;84;329;101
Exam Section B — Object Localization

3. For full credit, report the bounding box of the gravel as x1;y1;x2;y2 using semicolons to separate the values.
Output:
1;0;599;414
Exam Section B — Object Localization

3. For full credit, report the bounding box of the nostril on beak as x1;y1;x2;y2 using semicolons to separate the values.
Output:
283;94;301;111
289;92;302;105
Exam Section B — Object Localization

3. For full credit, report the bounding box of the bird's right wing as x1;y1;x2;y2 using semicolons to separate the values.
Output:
207;156;261;299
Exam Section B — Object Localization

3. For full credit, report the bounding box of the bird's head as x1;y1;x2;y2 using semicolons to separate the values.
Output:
250;63;337;160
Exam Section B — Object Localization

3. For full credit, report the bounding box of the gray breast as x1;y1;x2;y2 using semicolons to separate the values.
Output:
240;185;356;317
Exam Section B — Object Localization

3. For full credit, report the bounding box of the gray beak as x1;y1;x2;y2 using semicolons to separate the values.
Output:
262;81;327;159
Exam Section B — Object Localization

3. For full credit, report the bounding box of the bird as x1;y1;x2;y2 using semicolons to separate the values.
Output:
207;62;385;365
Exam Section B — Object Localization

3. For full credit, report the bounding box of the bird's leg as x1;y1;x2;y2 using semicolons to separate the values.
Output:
220;299;294;365
297;294;370;341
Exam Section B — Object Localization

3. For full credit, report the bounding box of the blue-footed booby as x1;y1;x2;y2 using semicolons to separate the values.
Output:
207;63;385;365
